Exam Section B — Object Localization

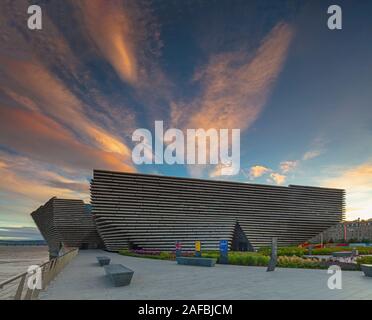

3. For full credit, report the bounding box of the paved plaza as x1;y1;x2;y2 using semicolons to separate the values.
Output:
40;250;372;300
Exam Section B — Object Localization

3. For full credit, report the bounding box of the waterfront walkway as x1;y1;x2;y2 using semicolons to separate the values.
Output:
40;250;372;300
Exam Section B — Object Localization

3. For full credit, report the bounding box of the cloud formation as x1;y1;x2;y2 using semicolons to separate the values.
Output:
303;150;322;161
0;105;133;173
269;172;286;185
280;160;298;173
0;151;90;202
245;161;296;185
0;227;43;241
0;1;300;231
0;0;140;225
0;56;131;157
172;22;293;178
180;22;294;131
322;162;372;220
249;165;272;179
78;0;138;84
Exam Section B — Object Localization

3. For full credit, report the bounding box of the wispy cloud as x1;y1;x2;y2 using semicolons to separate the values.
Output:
76;0;167;93
302;136;327;161
303;150;322;161
0;56;131;157
172;22;294;178
0;105;133;173
280;160;298;173
0;151;90;202
0;0;149;229
177;22;294;131
78;0;138;84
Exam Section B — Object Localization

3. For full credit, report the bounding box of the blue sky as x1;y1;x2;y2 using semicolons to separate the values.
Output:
0;0;372;240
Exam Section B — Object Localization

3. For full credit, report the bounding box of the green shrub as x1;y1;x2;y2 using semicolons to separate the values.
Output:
201;251;220;260
118;248;366;270
258;246;306;257
312;247;372;255
258;246;372;256
356;256;372;265
277;256;323;269
357;248;372;255
118;249;176;260
227;252;270;266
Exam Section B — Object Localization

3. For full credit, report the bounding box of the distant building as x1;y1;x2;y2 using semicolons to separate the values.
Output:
311;219;372;243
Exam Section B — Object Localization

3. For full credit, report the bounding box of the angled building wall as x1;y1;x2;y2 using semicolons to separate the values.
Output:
30;198;62;256
31;197;102;256
91;170;345;252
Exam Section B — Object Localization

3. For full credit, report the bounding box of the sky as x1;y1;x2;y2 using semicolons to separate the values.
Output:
0;0;372;240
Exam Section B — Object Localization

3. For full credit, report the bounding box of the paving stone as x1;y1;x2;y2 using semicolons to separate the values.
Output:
39;250;372;300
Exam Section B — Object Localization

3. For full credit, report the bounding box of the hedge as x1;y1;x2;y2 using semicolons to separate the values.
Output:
258;246;372;256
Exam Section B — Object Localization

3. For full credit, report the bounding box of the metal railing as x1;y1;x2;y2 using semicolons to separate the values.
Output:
0;248;78;300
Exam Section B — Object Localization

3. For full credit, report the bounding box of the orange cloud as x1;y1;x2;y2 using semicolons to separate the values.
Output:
269;173;286;185
182;22;293;131
0;150;91;203
249;165;272;179
322;163;372;220
0;105;134;173
210;163;237;178
169;22;293;179
78;0;138;84
0;1;139;142
0;166;81;202
0;56;131;158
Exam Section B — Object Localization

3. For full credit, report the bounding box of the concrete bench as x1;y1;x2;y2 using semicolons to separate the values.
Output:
176;256;216;267
361;264;372;277
104;264;134;287
332;251;353;258
96;256;110;266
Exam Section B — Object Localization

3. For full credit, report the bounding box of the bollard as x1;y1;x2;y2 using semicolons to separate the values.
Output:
175;241;182;258
266;237;277;272
308;245;313;255
195;241;201;257
219;240;229;264
352;248;358;257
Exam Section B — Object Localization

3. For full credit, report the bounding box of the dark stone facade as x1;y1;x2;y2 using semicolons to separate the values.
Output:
91;170;345;252
31;197;102;257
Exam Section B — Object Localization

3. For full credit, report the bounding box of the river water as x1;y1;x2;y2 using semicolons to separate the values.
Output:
0;246;49;282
